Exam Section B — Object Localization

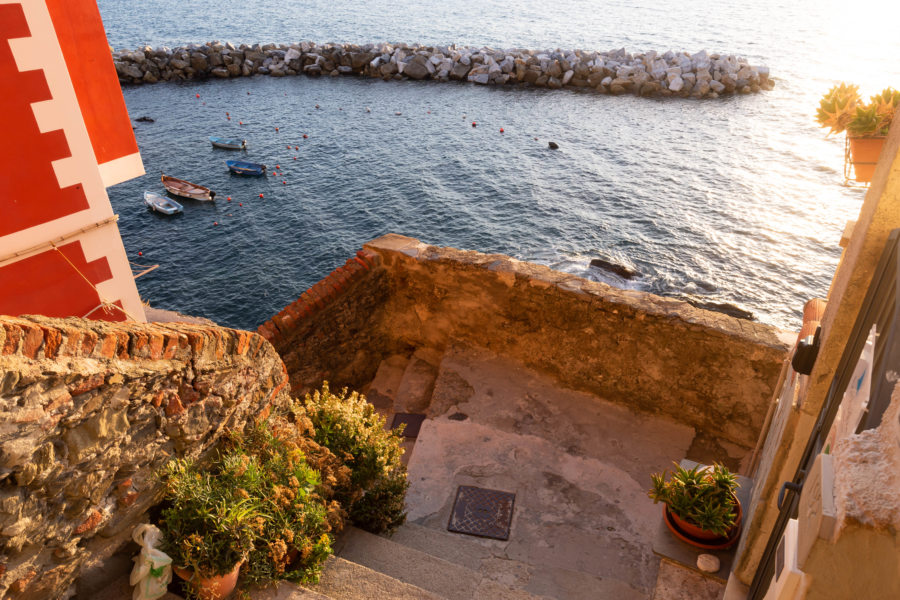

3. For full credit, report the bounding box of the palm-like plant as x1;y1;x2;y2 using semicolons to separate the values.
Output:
648;463;739;537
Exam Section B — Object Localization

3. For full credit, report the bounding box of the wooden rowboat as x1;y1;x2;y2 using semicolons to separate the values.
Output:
209;136;246;149
143;190;183;215
161;174;216;201
225;159;267;176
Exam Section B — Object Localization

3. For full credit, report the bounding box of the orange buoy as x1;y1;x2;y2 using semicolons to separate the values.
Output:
282;180;286;185
472;121;477;127
228;213;232;217
213;221;218;226
275;127;279;132
247;91;250;95
500;128;504;133
195;93;200;98
227;116;231;120
239;202;243;206
227;196;232;201
259;193;264;198
276;165;280;169
239;121;243;125
294;146;299;150
302;134;308;139
287;145;291;149
138;251;143;256
315;104;320;109
226;112;229;115
293;156;297;160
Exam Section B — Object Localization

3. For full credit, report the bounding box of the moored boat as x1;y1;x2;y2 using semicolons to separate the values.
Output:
143;190;183;215
209;136;246;149
161;174;216;201
225;160;267;176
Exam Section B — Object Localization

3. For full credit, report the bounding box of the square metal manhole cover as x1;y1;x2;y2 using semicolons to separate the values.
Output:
391;413;426;438
447;485;516;540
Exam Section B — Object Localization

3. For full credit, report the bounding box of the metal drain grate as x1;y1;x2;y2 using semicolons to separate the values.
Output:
447;485;516;540
391;413;426;438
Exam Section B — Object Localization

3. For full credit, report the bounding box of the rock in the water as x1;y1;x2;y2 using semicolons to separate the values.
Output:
135;116;154;122
687;300;754;321
548;141;559;149
697;554;720;573
403;58;430;80
589;258;638;279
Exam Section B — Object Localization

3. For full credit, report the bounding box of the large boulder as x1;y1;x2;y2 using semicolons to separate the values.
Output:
190;52;208;72
450;62;470;80
403;57;430;80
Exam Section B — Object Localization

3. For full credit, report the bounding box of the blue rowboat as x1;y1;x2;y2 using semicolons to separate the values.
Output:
143;190;183;215
225;160;267;176
209;136;246;150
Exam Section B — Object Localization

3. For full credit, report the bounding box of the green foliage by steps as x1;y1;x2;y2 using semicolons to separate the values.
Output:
300;382;410;534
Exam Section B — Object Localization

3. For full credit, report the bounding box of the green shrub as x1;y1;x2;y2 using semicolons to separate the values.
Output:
648;462;739;536
158;457;258;579
223;419;345;585
300;382;409;534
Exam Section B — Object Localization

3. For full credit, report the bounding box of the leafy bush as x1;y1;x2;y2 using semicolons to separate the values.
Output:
222;418;346;585
817;83;900;136
300;382;409;534
647;462;738;536
158;457;258;579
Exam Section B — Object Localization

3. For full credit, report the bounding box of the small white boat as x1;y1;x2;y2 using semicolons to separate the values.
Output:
144;190;183;215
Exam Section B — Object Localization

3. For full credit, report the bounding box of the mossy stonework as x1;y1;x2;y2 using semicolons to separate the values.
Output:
0;315;290;599
264;234;790;450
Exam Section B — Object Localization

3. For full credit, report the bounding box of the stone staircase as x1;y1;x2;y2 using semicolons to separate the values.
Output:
104;345;698;599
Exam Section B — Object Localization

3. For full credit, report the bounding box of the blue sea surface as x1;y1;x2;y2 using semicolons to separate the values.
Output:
97;0;900;331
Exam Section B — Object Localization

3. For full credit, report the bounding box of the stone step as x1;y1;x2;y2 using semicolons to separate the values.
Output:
393;347;443;413
252;580;332;599
337;526;548;600
364;354;409;411
338;526;476;600
386;521;495;572
306;555;443;600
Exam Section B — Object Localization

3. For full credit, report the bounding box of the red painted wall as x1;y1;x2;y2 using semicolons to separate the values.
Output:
0;3;90;237
46;0;139;168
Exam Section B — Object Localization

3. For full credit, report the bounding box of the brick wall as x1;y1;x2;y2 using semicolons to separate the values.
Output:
258;248;393;395
0;315;289;599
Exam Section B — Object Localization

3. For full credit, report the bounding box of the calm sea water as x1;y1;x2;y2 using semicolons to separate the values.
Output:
97;0;900;331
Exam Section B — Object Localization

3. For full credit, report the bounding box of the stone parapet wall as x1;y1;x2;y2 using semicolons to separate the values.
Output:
265;234;789;449
0;316;289;599
113;41;773;99
258;248;390;395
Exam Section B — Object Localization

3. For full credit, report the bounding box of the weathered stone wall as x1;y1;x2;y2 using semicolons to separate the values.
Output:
261;235;789;449
258;249;392;395
0;316;289;599
113;41;773;98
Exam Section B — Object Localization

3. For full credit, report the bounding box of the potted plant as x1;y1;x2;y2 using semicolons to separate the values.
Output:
648;462;741;547
816;84;899;182
158;457;259;600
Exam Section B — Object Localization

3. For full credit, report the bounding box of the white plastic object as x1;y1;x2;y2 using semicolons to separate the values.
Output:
130;524;173;600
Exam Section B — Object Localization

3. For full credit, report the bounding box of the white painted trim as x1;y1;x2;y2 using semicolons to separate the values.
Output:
99;152;145;187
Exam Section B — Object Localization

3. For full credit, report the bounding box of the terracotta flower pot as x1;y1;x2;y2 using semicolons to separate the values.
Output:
173;561;242;600
664;494;743;548
848;136;886;183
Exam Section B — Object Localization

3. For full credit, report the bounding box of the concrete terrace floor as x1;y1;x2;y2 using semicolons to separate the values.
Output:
322;344;743;599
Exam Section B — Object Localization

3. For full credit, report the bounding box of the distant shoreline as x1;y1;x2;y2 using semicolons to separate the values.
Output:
112;41;773;99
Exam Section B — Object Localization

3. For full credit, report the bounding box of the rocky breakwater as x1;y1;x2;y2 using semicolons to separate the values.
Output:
113;41;774;98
